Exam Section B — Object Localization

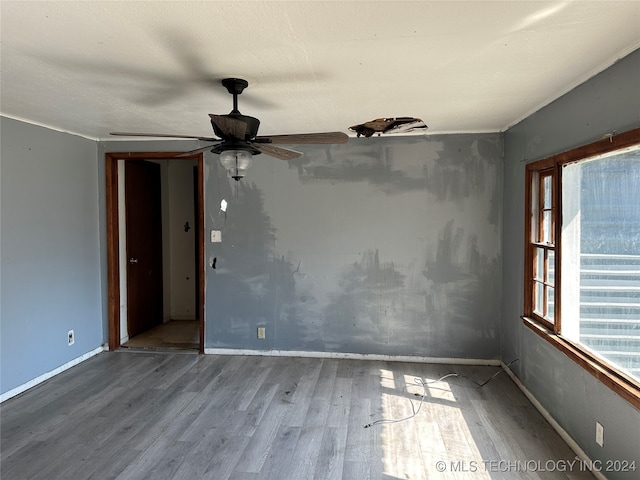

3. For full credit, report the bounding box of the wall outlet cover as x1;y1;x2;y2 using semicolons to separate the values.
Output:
595;422;604;447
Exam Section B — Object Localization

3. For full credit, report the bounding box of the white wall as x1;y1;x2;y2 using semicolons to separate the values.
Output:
167;161;197;320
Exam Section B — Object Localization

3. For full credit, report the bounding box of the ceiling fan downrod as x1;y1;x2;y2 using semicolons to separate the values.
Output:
221;78;248;113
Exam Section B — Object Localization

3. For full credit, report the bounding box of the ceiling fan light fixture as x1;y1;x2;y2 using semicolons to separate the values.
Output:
220;149;253;181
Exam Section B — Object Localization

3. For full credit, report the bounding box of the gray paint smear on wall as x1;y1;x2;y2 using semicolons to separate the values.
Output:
205;133;503;358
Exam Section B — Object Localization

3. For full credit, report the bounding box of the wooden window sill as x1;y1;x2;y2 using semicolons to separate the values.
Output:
522;316;640;410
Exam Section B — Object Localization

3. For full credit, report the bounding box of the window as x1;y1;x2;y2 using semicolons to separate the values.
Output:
524;127;640;408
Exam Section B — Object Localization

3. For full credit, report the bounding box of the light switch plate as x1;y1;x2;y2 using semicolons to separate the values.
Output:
211;230;222;243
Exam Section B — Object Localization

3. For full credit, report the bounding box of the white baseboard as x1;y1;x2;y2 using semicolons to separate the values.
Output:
501;363;607;480
0;345;106;403
204;348;501;366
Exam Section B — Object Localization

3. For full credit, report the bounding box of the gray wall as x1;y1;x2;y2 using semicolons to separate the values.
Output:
503;48;640;478
205;133;503;358
1;117;104;395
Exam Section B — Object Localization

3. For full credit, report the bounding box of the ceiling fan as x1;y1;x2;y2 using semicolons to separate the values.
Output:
111;78;349;180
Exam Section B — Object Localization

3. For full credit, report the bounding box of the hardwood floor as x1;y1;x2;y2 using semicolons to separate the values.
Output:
1;352;594;480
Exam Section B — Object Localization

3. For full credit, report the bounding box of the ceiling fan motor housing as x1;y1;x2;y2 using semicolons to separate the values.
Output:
210;113;261;142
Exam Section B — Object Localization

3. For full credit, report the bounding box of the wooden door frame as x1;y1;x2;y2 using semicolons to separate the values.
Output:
106;152;205;353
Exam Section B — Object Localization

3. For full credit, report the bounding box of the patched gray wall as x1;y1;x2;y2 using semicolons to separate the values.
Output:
1;117;103;395
205;133;503;358
503;48;640;478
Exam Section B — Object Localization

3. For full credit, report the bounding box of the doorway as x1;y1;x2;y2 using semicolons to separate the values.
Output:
106;152;205;353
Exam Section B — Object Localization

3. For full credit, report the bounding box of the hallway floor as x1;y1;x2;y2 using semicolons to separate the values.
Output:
122;320;199;351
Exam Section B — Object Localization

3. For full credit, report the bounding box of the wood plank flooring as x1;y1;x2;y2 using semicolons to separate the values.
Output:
1;352;595;480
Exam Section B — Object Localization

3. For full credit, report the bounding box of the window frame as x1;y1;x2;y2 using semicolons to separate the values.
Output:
528;168;557;329
522;127;640;409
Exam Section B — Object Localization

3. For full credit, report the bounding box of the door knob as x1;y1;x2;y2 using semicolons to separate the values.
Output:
129;258;138;264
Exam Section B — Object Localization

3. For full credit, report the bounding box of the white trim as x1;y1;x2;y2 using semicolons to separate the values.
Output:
501;363;607;480
0;113;98;141
204;348;501;366
0;345;106;403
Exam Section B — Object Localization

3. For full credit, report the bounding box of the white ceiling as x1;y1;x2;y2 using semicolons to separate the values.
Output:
1;1;639;141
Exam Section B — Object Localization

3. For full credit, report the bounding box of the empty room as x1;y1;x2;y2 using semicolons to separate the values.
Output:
1;2;639;479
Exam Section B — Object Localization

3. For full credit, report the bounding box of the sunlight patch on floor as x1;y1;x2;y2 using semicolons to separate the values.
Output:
378;369;492;480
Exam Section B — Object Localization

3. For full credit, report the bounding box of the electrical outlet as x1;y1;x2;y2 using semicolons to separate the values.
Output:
68;330;75;346
595;422;604;447
257;327;266;339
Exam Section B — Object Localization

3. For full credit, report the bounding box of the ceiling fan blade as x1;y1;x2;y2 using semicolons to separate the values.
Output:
175;144;220;158
256;132;349;145
256;144;303;161
110;132;219;142
209;114;248;140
